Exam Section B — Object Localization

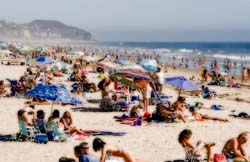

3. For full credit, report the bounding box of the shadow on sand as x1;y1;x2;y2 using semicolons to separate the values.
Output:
71;107;105;112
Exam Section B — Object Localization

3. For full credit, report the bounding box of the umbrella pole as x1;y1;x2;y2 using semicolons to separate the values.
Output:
178;89;181;97
50;101;54;115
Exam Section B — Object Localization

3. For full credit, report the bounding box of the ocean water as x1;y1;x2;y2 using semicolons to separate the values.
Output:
98;42;250;76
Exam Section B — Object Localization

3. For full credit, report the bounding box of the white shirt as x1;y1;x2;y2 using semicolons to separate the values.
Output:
156;72;164;84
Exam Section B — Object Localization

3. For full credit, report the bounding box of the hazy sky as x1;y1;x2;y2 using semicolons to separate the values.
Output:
0;0;250;41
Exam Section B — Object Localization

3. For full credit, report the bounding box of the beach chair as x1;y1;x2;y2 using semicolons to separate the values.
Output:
47;121;68;142
18;120;38;141
100;97;128;112
182;144;207;162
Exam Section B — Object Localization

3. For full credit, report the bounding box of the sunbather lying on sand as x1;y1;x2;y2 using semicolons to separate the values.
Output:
189;106;228;122
93;137;145;162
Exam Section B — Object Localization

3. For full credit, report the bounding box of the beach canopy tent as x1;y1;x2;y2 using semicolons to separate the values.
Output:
138;59;158;72
165;76;198;96
25;84;82;113
36;56;55;64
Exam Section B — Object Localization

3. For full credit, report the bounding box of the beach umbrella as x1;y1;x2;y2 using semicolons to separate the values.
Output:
0;49;12;55
25;84;82;112
114;59;129;65
112;70;151;80
83;56;98;62
97;61;119;69
165;76;198;96
67;50;84;56
53;61;71;70
117;64;146;73
36;56;54;64
139;59;158;72
18;47;35;54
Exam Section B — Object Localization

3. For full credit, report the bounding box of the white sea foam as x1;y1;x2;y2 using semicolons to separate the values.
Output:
212;54;250;61
177;48;193;53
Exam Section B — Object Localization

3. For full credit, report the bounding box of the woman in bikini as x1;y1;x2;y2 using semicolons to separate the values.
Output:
189;106;229;122
93;137;143;162
60;111;87;135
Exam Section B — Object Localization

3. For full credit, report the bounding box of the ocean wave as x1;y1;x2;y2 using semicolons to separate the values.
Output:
177;48;193;53
212;54;250;61
153;48;171;53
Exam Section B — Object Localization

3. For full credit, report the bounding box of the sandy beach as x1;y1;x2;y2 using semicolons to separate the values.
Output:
0;62;250;162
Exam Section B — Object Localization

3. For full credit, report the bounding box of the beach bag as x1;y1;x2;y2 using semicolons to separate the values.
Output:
213;153;226;162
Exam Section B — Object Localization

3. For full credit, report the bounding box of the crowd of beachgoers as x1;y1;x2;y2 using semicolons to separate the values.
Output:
0;43;250;162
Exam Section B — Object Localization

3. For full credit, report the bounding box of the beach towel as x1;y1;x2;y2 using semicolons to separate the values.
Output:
114;114;130;119
214;153;227;162
0;134;16;141
72;134;88;141
91;131;127;136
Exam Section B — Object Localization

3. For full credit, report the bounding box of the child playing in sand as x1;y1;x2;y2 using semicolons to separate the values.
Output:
178;129;215;162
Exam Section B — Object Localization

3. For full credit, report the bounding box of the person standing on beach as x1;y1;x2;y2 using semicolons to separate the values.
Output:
241;67;247;83
98;76;112;99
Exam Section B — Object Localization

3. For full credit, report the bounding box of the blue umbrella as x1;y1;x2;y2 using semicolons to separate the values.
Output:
36;56;54;64
165;76;198;96
25;84;82;112
138;59;157;72
25;84;82;104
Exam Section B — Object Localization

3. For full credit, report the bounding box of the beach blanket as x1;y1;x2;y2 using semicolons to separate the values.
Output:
0;134;16;141
71;134;88;141
91;131;127;136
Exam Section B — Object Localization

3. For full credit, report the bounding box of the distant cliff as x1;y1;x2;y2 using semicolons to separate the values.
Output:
0;20;94;41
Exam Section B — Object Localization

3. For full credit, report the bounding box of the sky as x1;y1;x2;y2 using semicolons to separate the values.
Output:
0;0;250;41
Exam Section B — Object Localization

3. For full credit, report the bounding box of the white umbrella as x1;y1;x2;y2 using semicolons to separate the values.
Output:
0;49;12;55
83;56;98;62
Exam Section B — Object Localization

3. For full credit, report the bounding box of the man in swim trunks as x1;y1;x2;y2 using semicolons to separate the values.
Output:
222;132;249;162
